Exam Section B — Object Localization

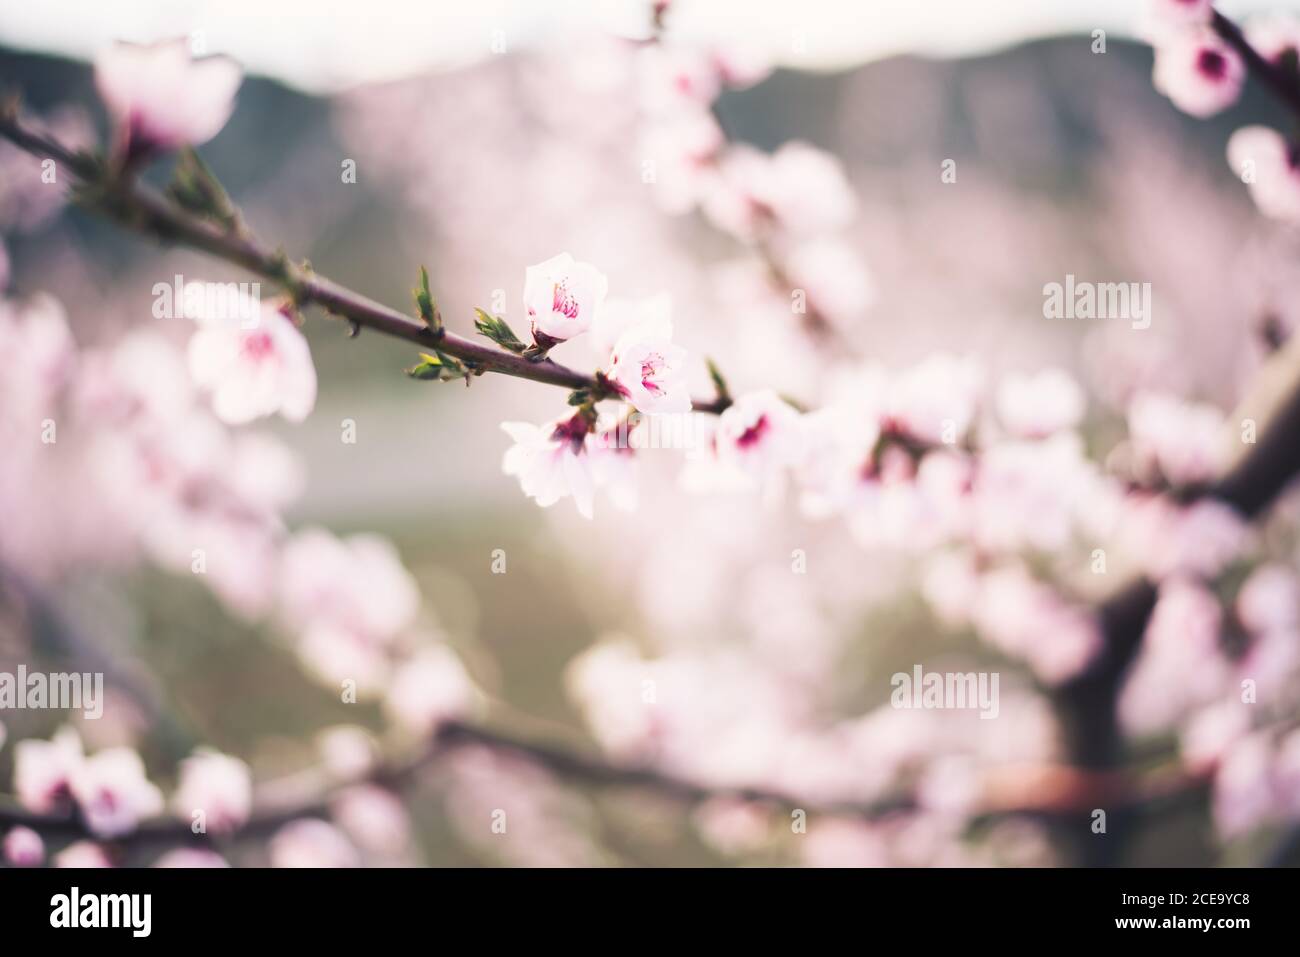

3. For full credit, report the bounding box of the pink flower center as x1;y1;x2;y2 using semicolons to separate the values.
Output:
640;354;665;394
241;331;276;361
552;281;580;321
735;414;770;449
1197;48;1227;80
551;414;590;454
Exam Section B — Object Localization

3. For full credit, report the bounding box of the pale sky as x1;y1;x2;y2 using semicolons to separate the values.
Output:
1;0;1298;92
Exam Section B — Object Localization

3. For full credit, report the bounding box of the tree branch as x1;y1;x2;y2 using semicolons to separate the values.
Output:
1211;10;1300;121
0;718;1210;858
0;107;732;415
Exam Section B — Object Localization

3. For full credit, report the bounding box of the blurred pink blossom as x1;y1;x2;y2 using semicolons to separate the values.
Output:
54;841;113;868
1245;13;1300;65
95;39;241;160
1236;563;1300;634
278;528;421;642
154;848;230;867
13;725;83;814
1152;27;1245;118
172;749;253;834
70;747;165;838
330;785;412;857
1149;0;1213;27
1226;126;1300;223
996;368;1085;439
384;646;478;734
270;819;359;868
187;295;317;424
1127;390;1226;485
702;142;856;241
712;389;805;494
1;826;44;867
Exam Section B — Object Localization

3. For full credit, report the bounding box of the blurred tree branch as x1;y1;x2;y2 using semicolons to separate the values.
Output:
1211;10;1300;120
0;718;1210;858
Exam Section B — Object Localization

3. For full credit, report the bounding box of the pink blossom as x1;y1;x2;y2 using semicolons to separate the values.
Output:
782;237;875;327
921;550;982;628
278;528;421;642
1277;729;1300;818
971;434;1096;553
0;294;77;420
880;355;983;446
592;294;673;360
795;403;881;517
296;622;392;695
712;43;773;89
501;414;596;518
315;726;380;781
1236;620;1300;701
1152;27;1244;118
638;112;724;213
637;45;722;114
384;646;478;734
154;848;230;868
713;390;804;489
1245;13;1300;66
1226;126;1300;222
2;826;44;867
564;641;657;759
801;818;888;868
916;756;982;816
94;39;241;161
1122;496;1248;580
171;749;253;834
54;841;113;868
972;565;1102;683
1127;391;1225;485
270;819;359;868
330;785;412;857
76;329;192;427
1236;563;1299;634
1180;701;1252;774
522;253;608;346
995;368;1085;439
692;798;771;856
703;142;856;241
605;305;691;414
70;747;165;838
1120;577;1229;733
1148;0;1213;27
187;294;317;424
13;726;83;813
228;431;305;512
585;427;639;512
1213;732;1275;837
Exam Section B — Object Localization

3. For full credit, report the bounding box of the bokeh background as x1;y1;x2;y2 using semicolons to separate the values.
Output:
2;0;1300;867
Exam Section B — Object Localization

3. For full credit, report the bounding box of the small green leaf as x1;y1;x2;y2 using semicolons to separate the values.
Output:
168;149;238;231
406;350;468;382
706;357;730;402
473;308;526;353
414;266;441;331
